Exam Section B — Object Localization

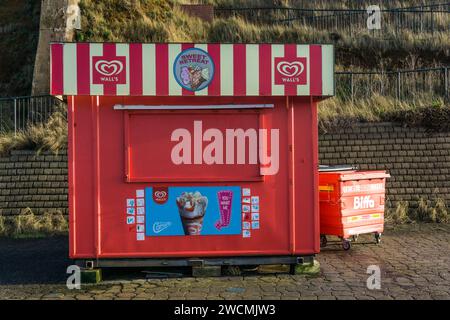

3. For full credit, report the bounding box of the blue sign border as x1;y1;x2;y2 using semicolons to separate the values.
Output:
172;47;215;92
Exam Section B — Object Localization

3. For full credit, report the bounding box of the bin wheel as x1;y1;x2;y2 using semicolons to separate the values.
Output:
320;235;328;247
342;240;351;251
352;235;359;242
375;232;382;244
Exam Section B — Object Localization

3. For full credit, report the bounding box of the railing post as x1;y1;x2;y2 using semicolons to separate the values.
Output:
430;6;434;33
397;72;401;100
14;98;17;136
350;73;354;103
445;67;449;100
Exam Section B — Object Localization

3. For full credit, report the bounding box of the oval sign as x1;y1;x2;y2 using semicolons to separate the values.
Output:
173;48;215;92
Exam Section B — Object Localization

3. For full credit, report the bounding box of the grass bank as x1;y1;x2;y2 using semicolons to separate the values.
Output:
0;208;68;238
75;0;449;69
318;95;448;132
0;109;67;157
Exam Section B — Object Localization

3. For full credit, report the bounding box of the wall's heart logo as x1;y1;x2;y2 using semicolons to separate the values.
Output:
153;187;169;204
94;60;124;76
154;191;167;199
92;55;127;85
274;57;308;85
276;61;304;77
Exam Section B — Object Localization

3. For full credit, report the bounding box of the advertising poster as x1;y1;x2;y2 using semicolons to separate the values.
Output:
145;186;242;236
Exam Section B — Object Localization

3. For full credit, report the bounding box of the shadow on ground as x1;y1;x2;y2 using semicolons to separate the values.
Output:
0;236;70;285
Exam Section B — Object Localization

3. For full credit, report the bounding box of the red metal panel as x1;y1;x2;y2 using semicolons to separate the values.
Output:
50;44;63;95
155;44;169;96
309;45;322;96
259;44;272;96
207;44;221;96
233;44;246;96
125;111;262;182
70;95;319;258
76;43;90;95
69;95;97;257
129;43;143;95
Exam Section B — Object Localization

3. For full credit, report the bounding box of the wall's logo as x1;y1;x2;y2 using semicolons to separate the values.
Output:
153;221;172;233
153;187;169;204
95;60;123;76
173;48;214;91
92;56;126;84
277;61;304;77
274;57;307;85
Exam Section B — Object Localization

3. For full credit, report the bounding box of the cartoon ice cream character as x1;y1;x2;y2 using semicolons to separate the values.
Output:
176;191;208;235
180;66;191;86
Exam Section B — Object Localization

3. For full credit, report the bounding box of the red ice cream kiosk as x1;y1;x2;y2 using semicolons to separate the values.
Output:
50;43;335;269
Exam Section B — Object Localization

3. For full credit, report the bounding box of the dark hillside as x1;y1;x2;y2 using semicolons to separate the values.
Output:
0;0;41;97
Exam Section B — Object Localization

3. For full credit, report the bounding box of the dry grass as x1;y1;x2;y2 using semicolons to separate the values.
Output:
193;0;434;9
0;109;67;156
386;201;412;224
318;94;447;131
76;0;207;42
0;208;68;238
75;1;449;69
386;197;450;224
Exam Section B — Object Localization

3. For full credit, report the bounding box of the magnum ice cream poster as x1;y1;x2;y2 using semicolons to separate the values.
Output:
145;186;241;236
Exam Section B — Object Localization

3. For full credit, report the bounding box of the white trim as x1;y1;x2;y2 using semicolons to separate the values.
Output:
113;104;274;110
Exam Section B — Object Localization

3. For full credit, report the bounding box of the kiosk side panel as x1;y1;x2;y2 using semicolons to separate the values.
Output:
69;96;97;258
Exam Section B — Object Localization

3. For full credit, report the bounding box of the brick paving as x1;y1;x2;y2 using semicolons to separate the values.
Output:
0;224;449;300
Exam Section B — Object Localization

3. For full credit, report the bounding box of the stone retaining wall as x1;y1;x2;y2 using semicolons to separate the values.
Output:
319;123;450;209
0;150;68;215
1;123;449;215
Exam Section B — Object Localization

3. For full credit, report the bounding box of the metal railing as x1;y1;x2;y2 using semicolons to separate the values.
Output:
215;3;450;34
0;95;65;133
0;68;447;133
336;67;449;101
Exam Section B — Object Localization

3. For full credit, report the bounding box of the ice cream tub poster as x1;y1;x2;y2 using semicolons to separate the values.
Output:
145;186;241;236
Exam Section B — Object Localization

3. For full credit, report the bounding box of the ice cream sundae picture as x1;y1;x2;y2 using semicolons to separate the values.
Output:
174;47;214;92
180;65;210;91
176;191;208;235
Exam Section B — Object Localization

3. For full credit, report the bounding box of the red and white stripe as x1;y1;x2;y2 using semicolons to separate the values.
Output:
51;43;334;97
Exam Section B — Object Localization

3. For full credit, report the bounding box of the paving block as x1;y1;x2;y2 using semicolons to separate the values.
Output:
294;260;320;276
257;264;290;274
81;269;102;284
192;265;221;277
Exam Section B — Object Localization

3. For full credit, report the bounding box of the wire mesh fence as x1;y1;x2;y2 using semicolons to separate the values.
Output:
336;67;449;101
215;3;450;34
0;95;66;133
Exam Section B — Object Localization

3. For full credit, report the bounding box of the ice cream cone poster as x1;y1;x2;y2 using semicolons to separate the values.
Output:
145;186;241;236
173;48;214;92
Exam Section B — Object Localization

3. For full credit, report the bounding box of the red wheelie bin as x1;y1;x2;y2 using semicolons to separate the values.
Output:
319;167;390;250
